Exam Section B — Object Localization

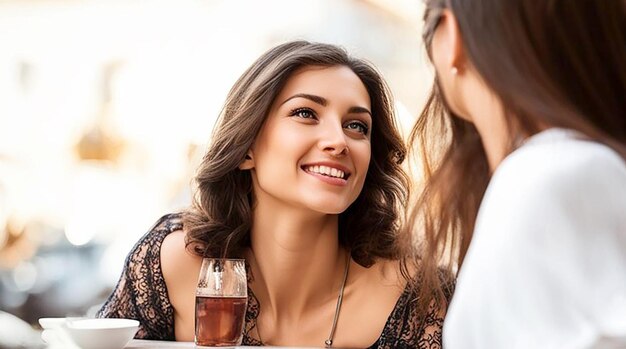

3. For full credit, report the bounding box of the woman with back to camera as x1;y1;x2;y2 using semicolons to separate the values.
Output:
97;41;450;348
409;0;626;347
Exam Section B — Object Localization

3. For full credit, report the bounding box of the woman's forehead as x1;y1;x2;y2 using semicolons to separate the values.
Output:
273;65;371;109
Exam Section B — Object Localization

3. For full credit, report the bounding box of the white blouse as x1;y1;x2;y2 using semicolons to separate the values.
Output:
443;128;626;349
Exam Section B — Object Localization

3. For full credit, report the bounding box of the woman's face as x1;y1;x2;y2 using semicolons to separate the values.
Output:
246;65;372;215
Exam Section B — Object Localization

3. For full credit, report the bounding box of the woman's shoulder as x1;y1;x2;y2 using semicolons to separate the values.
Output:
121;213;184;270
158;212;202;280
485;131;626;219
130;213;183;250
147;213;184;238
367;259;454;297
496;130;626;190
371;261;450;349
471;130;626;278
97;214;184;339
391;264;454;316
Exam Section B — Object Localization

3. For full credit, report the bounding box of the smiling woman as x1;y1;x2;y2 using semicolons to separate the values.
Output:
245;65;372;215
96;41;450;349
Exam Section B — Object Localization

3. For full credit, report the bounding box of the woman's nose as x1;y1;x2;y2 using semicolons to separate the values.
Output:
318;122;349;157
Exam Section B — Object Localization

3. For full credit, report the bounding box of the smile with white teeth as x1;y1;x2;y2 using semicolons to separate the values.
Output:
303;165;348;179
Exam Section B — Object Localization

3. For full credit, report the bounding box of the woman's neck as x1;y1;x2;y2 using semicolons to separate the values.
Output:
461;76;511;172
245;201;347;322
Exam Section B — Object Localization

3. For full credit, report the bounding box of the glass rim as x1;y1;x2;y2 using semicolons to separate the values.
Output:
201;257;246;261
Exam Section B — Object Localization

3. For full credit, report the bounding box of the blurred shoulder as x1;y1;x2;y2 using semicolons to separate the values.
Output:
473;129;626;260
490;128;626;200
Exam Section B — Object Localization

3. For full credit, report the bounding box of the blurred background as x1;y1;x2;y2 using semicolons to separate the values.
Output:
0;0;432;341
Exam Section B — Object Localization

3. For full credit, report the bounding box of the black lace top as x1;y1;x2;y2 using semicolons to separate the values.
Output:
97;214;446;348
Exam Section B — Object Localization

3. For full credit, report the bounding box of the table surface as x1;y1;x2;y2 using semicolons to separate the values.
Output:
126;339;323;348
126;340;195;348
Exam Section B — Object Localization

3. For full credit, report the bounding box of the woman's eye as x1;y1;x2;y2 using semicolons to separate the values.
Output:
289;108;316;119
345;121;369;135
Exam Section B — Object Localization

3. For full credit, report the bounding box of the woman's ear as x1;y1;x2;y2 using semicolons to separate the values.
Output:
239;152;254;170
434;9;467;74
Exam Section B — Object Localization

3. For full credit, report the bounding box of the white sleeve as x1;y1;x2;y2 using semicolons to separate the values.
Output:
443;142;626;349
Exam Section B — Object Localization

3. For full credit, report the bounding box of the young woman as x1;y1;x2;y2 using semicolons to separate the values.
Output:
98;41;448;348
411;0;626;347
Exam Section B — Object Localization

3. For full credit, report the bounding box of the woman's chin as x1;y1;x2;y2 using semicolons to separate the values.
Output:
310;203;351;215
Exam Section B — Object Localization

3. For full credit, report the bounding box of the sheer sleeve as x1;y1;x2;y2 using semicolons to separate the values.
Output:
414;297;448;349
373;275;453;349
96;214;182;340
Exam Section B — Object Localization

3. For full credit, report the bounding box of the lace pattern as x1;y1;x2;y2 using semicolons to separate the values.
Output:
97;214;447;348
96;214;181;339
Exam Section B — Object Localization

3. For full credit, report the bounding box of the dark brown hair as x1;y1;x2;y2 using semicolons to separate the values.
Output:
183;41;409;268
410;0;626;314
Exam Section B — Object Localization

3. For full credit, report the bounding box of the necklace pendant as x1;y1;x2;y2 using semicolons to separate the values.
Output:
325;339;332;347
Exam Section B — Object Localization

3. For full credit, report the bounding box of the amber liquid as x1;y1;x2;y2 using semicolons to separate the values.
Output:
195;296;247;347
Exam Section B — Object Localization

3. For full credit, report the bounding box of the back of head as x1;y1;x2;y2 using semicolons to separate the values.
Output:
411;0;626;315
427;0;626;147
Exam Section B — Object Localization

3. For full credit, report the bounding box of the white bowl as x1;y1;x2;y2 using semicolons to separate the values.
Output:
39;317;86;346
63;318;139;349
39;317;74;330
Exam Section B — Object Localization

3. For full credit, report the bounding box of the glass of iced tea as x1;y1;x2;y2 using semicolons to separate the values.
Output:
195;258;248;347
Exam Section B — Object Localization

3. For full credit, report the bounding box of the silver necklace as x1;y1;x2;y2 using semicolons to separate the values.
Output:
255;253;351;348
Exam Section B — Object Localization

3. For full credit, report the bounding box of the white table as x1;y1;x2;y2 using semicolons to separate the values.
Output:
125;340;195;348
126;340;322;348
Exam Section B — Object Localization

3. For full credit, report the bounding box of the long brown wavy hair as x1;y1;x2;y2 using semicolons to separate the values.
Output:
183;41;410;269
409;0;626;314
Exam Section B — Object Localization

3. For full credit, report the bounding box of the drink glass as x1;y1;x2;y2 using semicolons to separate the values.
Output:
195;258;248;347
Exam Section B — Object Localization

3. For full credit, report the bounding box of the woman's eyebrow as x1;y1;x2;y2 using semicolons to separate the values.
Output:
280;93;327;106
348;106;372;116
281;93;372;116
